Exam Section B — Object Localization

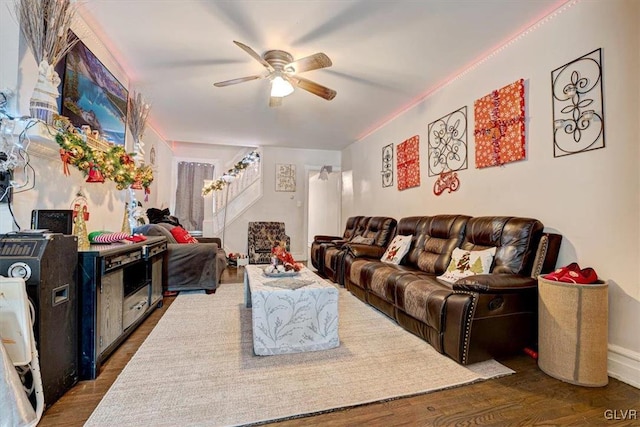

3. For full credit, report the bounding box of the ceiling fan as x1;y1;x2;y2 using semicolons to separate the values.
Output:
213;41;337;107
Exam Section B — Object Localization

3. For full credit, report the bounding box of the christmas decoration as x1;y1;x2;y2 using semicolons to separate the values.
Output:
271;241;303;272
474;79;526;168
397;135;420;191
121;203;131;235
433;171;460;196
201;151;260;195
72;191;90;250
54;118;154;191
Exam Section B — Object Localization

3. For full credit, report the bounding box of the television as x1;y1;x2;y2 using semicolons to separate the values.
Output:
58;37;128;146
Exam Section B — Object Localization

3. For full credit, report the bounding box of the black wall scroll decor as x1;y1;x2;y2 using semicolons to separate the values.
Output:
381;143;393;187
551;48;605;157
427;106;468;176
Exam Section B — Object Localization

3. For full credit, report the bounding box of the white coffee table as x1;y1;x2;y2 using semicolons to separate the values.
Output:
244;265;339;355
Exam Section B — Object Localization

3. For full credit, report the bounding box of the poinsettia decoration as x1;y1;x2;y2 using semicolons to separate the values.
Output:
272;242;304;272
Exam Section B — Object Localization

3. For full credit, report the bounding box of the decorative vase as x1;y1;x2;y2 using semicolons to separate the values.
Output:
134;137;145;160
30;60;61;125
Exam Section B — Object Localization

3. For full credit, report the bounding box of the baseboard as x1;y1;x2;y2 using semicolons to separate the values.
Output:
608;344;640;389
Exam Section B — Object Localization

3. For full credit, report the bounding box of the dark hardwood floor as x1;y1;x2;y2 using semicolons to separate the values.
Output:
39;267;640;426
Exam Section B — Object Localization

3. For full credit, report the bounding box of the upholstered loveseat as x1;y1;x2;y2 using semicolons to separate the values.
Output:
133;223;227;294
343;215;561;365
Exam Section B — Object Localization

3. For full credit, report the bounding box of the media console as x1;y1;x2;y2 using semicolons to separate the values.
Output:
77;236;166;379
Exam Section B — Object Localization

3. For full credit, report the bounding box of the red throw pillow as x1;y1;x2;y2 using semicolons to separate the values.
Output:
170;226;198;244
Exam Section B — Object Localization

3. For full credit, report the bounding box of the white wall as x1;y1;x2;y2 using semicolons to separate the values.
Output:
168;143;341;260
223;146;341;260
342;0;640;387
0;7;173;232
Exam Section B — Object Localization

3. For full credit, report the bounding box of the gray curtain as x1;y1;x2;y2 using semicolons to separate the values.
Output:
174;161;214;231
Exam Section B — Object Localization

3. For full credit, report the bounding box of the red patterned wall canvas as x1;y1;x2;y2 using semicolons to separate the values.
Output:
397;135;420;191
473;79;526;168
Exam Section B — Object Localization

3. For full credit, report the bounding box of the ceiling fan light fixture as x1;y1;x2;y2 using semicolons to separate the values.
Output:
271;75;294;97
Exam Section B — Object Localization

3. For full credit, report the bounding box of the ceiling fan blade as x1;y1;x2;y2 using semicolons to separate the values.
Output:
233;41;274;72
290;76;336;100
284;53;332;74
269;96;283;107
214;75;262;87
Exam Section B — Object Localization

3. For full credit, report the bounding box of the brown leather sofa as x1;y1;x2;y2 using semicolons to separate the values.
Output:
311;216;397;285
343;215;561;365
310;216;364;274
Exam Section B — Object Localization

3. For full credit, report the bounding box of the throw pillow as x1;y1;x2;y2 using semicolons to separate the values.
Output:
170;226;198;244
351;235;375;245
437;247;497;283
380;235;413;264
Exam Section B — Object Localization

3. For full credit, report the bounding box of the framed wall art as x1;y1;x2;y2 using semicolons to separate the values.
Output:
275;164;296;192
551;48;604;157
427;106;468;176
381;143;393;188
58;35;129;146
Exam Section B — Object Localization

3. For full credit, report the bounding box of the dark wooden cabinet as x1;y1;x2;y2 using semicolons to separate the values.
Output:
77;236;166;379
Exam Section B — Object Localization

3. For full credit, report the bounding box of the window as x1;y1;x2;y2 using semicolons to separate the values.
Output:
174;161;214;231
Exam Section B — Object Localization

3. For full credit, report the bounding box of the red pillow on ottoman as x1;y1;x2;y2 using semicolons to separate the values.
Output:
170;226;198;244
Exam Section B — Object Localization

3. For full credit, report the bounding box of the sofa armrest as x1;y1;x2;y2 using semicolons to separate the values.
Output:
165;243;220;290
453;274;537;293
197;237;222;247
346;243;386;259
314;234;343;242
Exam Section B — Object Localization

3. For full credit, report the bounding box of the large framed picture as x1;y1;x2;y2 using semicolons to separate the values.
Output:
59;37;129;146
275;164;296;192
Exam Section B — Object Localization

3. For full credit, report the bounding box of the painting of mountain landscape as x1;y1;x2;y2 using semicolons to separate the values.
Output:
61;40;128;146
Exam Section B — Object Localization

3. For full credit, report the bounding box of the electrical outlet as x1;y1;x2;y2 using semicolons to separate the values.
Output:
0;170;12;203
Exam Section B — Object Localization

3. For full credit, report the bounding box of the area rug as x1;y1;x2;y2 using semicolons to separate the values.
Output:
86;283;513;426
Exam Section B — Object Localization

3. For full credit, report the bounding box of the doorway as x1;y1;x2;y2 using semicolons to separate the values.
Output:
306;167;341;265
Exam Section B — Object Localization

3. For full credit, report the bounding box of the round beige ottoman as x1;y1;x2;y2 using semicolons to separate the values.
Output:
538;276;608;387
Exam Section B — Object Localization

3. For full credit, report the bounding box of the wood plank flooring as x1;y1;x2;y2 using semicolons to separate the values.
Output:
39;267;640;426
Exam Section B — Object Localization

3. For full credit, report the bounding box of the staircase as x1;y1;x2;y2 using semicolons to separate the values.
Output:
202;152;262;243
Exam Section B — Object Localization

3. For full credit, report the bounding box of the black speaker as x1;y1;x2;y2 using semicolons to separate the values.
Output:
31;210;73;234
0;233;78;408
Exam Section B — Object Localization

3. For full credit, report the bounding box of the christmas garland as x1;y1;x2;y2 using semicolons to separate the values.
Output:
201;151;260;196
55;126;153;191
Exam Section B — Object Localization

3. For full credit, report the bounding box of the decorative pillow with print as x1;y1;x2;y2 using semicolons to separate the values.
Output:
170;226;199;244
380;235;413;264
437;247;497;283
350;235;375;245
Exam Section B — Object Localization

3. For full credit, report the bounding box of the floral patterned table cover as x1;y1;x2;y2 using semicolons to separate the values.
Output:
244;265;340;355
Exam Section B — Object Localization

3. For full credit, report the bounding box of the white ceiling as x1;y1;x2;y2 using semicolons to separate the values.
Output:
76;0;566;151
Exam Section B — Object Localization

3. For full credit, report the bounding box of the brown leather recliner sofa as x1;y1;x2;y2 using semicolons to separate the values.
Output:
310;216;365;274
343;215;561;365
311;216;397;285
